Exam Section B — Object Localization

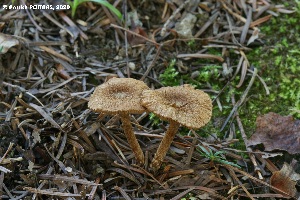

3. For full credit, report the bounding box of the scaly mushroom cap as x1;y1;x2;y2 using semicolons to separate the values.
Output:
88;78;149;114
141;84;212;129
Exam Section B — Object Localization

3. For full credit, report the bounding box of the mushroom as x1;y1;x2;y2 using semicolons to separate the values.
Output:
141;84;212;170
88;78;149;165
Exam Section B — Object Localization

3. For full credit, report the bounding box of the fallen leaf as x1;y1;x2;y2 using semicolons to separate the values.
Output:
248;112;300;154
281;161;300;182
0;33;19;54
29;103;62;129
247;28;259;46
270;162;299;198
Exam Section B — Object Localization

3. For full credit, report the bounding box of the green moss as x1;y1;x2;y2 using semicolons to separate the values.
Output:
153;1;300;156
159;59;180;86
246;2;300;118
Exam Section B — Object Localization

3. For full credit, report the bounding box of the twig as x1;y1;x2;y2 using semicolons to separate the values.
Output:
20;0;43;31
37;174;100;185
37;76;77;94
240;6;252;44
177;53;224;62
88;177;101;200
2;81;45;106
110;24;159;46
220;68;257;131
39;46;72;63
195;11;219;37
226;166;255;200
0;143;14;164
113;186;132;200
24;187;83;197
140;45;162;81
235;109;263;179
101;5;124;40
32;167;54;200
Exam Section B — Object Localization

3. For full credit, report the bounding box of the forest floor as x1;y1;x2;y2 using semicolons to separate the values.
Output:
0;0;300;199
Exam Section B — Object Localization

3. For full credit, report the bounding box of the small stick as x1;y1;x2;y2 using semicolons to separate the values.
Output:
235;112;263;179
140;45;162;81
229;76;264;179
110;24;159;46
220;68;257;131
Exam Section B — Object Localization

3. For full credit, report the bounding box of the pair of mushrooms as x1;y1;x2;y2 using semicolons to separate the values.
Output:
88;78;212;170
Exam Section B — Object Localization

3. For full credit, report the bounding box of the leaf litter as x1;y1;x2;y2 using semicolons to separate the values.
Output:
248;112;300;155
0;0;299;199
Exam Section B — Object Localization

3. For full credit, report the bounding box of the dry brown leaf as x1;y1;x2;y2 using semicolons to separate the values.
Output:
0;33;19;54
270;162;298;198
248;112;300;154
279;161;300;182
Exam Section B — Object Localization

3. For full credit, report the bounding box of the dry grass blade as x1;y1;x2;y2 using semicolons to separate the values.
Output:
160;0;190;37
38;174;100;185
29;103;61;129
220;0;247;24
44;144;68;174
24;187;83;197
220;68;257;131
167;169;194;178
37;76;77;94
4;98;17;122
251;15;272;27
0;143;14;173
170;187;195;200
0;166;11;173
67;138;85;152
110;24;159;46
177;53;224;62
88;177;100;200
247;69;270;95
20;0;43;31
38;46;72;63
226;165;255;200
58;11;88;40
0;143;14;164
254;150;279;172
194;11;219;37
108;168;141;186
240;7;252;44
236;57;248;88
113;186;132;200
113;161;167;188
172;186;225;199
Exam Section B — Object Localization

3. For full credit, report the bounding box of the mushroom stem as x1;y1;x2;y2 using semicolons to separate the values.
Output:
119;113;145;165
151;120;180;170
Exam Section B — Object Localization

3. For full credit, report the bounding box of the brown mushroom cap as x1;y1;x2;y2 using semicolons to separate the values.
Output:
141;84;212;129
88;78;149;114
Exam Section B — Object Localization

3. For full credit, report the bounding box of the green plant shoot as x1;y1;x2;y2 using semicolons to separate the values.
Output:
67;0;122;19
197;145;241;168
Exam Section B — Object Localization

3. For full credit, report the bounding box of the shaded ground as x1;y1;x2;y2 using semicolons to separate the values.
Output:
0;0;299;199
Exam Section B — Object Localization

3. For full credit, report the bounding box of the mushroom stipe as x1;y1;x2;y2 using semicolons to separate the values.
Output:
88;78;149;165
151;120;180;170
89;79;212;170
141;85;212;171
119;112;145;164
